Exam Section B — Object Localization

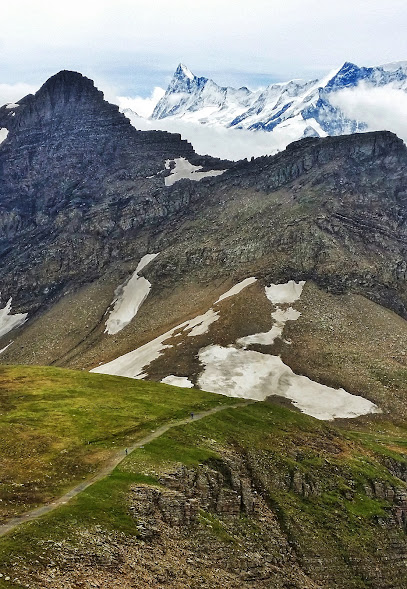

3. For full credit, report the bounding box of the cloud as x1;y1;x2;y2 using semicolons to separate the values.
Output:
0;83;39;106
117;87;165;118
330;82;407;143
124;110;304;161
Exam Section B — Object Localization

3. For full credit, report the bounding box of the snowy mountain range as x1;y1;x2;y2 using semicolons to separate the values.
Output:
146;61;407;146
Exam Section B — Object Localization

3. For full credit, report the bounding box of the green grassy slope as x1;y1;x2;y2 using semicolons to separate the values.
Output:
1;401;407;588
0;365;237;520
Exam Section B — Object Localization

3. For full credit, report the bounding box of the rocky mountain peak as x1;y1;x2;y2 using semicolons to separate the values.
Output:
35;69;104;105
5;69;124;133
175;63;195;81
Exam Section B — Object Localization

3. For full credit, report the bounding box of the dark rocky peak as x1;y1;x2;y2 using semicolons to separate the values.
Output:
0;69;198;250
36;70;103;104
8;70;127;133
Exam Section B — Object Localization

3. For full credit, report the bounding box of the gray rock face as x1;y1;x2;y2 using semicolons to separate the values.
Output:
0;70;226;313
0;71;195;242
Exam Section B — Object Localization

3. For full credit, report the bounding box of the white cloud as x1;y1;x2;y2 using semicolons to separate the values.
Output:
330;83;407;143
118;87;165;118
0;83;39;107
124;110;301;161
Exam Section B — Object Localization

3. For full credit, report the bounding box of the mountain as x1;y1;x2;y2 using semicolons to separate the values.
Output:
151;60;407;143
0;72;406;422
0;70;228;313
1;70;407;588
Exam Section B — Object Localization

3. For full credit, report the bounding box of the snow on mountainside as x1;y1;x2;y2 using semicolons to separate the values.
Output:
144;61;407;153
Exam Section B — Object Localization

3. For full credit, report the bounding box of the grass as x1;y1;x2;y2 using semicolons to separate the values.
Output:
0;376;407;587
0;364;239;520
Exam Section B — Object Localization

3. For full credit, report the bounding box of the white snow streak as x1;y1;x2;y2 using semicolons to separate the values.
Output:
0;128;9;145
164;157;225;186
105;253;159;335
161;375;194;388
0;342;12;355
215;277;257;304
0;298;27;338
92;325;180;378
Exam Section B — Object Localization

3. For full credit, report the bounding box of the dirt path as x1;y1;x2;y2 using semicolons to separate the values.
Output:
0;401;250;538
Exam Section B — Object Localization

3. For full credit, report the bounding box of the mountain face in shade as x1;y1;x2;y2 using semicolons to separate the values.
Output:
151;60;407;141
0;70;201;246
0;70;228;313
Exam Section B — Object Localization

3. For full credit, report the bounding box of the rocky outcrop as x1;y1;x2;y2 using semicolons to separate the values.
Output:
0;71;196;243
158;461;256;516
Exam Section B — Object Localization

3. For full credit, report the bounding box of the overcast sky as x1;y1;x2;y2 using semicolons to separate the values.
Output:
1;0;407;104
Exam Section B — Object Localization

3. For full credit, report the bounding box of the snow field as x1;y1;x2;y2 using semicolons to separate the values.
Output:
0;298;28;339
93;277;380;421
197;344;379;420
105;253;159;335
164;158;225;186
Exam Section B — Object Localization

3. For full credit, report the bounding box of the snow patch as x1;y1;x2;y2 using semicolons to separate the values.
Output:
215;277;257;304
92;324;180;378
5;103;19;109
197;345;379;420
161;375;194;388
0;128;8;145
164;157;225;186
105;253;159;335
0;298;27;338
185;309;220;337
265;280;305;304
237;307;301;348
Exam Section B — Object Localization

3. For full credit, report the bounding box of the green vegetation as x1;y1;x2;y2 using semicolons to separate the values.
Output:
0;365;237;519
0;399;406;587
0;365;407;588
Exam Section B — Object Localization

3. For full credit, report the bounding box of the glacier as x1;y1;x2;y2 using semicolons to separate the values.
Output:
122;61;407;159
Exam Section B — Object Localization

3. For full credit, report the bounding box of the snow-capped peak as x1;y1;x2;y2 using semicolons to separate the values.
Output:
127;59;407;160
177;63;195;81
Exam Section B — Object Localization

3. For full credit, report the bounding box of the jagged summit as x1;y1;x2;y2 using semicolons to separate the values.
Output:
151;59;407;147
0;69;196;252
0;68;124;134
176;63;195;81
